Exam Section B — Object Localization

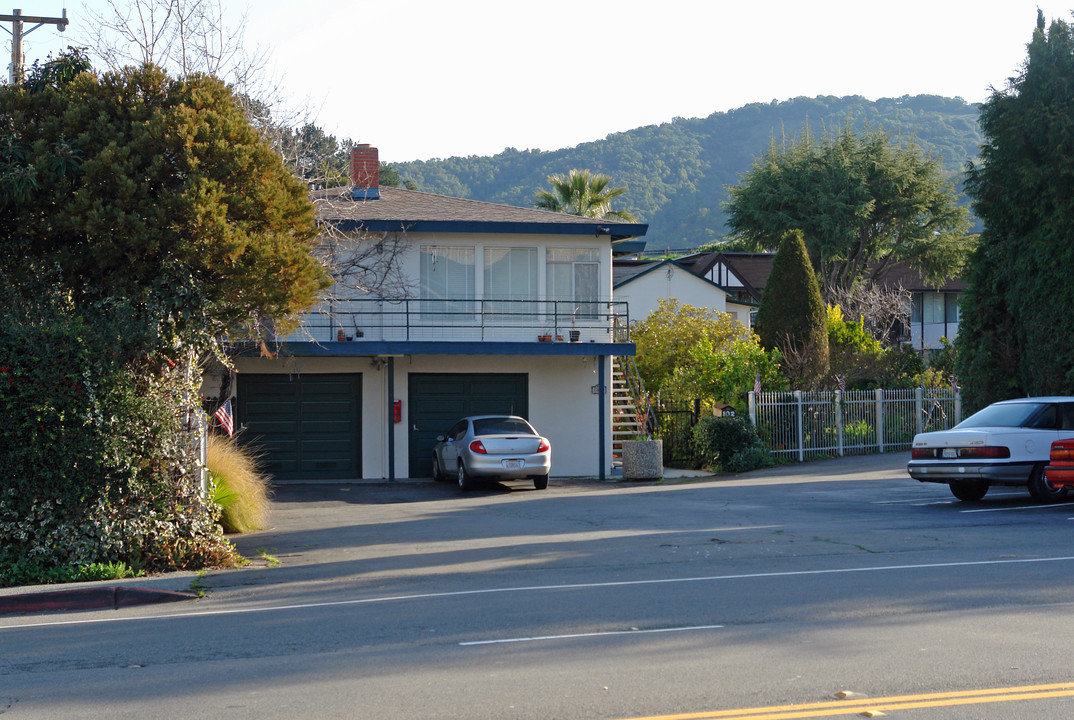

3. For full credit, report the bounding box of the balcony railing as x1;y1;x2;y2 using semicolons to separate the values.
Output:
276;298;632;345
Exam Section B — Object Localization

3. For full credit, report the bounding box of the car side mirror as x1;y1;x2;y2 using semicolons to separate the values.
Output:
436;435;446;442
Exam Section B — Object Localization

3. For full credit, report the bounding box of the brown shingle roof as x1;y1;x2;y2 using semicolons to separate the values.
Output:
311;186;647;240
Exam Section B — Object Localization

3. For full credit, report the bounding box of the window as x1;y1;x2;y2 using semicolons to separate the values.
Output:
484;247;537;317
945;293;959;323
911;292;946;324
548;248;600;320
420;246;474;318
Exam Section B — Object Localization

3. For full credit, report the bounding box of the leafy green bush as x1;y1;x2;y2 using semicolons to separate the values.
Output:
692;416;772;473
0;284;239;587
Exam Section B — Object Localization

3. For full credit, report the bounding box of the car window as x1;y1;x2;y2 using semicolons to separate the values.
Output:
1026;404;1058;429
955;402;1048;429
448;421;467;440
1062;403;1074;430
472;418;535;436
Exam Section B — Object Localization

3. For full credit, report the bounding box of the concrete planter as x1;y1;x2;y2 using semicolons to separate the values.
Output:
621;439;663;480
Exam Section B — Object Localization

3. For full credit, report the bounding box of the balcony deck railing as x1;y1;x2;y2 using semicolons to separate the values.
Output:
276;297;632;345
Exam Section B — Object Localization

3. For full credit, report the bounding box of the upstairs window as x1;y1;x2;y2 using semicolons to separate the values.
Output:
484;247;537;317
420;246;474;319
548;248;600;320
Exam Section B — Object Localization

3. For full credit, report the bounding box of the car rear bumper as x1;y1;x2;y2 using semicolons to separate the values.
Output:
467;454;551;478
1045;463;1074;488
907;460;1037;484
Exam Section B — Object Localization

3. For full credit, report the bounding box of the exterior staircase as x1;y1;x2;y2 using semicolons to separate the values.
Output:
612;355;656;466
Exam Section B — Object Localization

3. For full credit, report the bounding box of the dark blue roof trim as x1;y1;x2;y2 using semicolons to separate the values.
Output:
233;340;636;358
330;219;648;241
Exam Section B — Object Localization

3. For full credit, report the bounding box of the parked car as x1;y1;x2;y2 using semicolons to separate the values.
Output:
432;415;551;491
907;397;1074;502
1045;438;1074;489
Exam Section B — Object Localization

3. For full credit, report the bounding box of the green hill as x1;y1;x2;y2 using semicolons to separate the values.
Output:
393;94;982;252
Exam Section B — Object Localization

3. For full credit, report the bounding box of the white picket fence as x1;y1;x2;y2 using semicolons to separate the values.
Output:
748;388;962;461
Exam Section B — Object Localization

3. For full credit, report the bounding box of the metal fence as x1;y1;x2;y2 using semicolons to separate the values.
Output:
748;388;962;461
653;398;701;465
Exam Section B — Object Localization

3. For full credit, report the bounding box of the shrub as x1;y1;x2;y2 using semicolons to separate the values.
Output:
692;416;772;473
207;434;272;534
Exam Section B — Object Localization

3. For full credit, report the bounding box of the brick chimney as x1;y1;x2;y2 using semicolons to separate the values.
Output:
350;144;380;200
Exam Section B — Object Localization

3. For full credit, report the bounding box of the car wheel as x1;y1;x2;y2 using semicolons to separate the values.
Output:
949;481;988;502
457;462;473;491
532;474;549;490
432;454;447;482
1028;464;1069;503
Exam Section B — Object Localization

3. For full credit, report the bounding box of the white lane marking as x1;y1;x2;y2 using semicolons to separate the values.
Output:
6;555;1074;631
961;504;1063;513
458;624;724;646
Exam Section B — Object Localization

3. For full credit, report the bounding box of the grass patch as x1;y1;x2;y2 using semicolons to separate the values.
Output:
207;434;273;534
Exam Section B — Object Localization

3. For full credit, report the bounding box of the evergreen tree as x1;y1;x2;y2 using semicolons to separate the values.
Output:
958;10;1074;409
755;230;829;387
726;125;972;297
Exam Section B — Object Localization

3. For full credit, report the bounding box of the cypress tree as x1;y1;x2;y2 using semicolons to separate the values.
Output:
755;230;829;387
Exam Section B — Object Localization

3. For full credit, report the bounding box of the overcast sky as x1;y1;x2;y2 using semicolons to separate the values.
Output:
10;1;1070;163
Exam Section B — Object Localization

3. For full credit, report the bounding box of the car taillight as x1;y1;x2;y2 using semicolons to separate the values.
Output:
913;446;1011;459
958;447;1011;459
537;438;550;453
469;440;487;454
1051;442;1074;461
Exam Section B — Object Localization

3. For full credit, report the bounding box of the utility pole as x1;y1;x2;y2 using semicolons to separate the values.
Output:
0;8;69;84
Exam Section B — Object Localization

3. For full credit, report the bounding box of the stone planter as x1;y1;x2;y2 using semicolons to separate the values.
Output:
621;439;663;480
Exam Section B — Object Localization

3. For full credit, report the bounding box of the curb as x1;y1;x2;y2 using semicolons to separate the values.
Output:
0;586;198;617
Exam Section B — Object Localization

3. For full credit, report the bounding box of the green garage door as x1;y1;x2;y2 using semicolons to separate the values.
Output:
236;373;361;481
408;373;527;478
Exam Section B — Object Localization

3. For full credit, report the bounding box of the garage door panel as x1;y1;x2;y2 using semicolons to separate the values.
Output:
408;373;527;478
236;373;361;481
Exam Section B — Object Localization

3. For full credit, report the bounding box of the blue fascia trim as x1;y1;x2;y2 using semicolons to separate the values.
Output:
330;218;647;241
233;340;636;357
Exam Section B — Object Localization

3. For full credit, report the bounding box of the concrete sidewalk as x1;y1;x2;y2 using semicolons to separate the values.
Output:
0;451;911;617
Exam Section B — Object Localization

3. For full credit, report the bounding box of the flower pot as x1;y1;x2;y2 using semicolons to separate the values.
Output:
569;329;581;342
538;335;552;342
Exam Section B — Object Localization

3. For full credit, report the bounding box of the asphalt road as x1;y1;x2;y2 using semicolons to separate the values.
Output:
5;453;1074;719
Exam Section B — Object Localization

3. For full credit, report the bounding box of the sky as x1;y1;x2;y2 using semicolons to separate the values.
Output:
7;0;1070;163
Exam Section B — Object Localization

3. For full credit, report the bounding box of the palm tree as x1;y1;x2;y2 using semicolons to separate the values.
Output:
533;169;639;222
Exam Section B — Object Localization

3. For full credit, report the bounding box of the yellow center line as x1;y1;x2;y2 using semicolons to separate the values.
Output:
614;681;1074;720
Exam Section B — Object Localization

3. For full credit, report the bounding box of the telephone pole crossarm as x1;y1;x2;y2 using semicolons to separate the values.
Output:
2;8;70;84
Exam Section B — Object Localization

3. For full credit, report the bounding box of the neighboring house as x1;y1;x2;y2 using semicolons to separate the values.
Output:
222;145;648;481
666;251;963;350
612;258;754;325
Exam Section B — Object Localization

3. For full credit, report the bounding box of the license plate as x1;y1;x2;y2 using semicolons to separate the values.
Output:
942;448;957;459
504;459;523;470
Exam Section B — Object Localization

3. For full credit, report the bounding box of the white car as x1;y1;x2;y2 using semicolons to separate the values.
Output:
907;397;1074;502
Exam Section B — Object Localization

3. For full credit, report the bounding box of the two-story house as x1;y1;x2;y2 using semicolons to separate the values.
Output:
224;146;648;482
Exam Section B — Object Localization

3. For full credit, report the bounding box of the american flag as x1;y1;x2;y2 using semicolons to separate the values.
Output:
838;375;846;392
754;373;761;395
214;398;234;437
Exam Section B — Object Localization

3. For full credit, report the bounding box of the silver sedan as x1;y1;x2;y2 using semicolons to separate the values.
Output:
432;415;551;491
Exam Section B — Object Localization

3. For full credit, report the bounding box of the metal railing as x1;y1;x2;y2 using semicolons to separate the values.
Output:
275;297;631;345
748;388;962;461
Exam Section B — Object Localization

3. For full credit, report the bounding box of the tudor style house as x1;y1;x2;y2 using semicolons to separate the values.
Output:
224;146;648;482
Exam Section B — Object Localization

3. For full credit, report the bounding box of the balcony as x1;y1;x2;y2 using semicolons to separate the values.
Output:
269;298;632;351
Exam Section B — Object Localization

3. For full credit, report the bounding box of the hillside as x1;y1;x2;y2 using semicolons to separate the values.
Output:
393;95;982;252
